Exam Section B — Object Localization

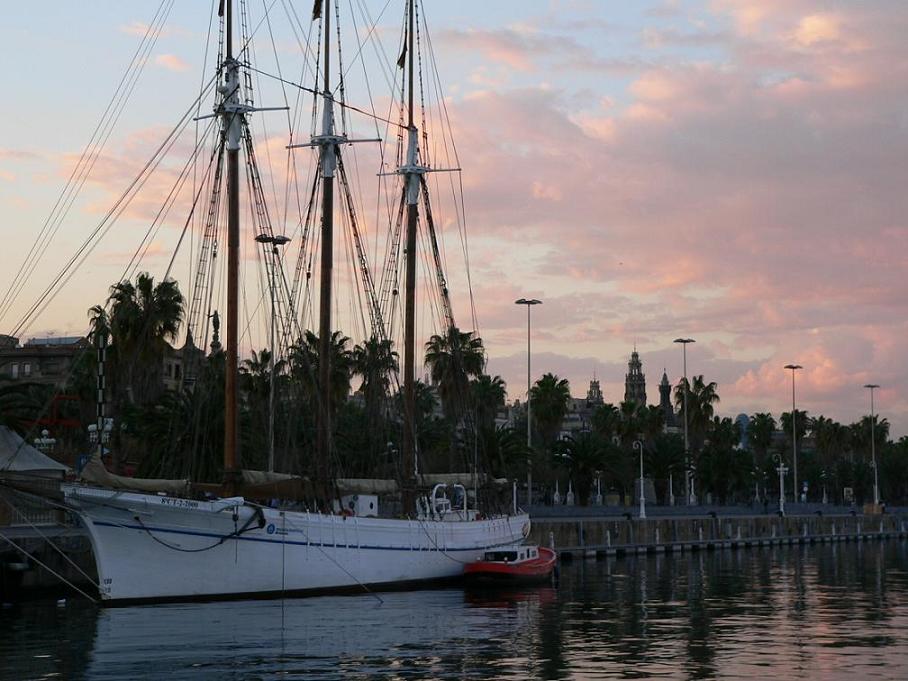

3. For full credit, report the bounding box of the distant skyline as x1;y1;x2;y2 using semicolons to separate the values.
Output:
1;1;906;435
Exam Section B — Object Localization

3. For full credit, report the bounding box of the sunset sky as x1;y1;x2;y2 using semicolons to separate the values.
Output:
1;0;906;436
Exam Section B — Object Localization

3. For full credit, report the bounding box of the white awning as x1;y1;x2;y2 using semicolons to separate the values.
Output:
0;426;69;477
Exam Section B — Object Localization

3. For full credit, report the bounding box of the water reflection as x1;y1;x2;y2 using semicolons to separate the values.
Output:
2;542;908;679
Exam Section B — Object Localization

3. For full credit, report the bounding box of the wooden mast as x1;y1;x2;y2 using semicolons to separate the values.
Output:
223;0;241;495
316;0;335;502
401;0;418;512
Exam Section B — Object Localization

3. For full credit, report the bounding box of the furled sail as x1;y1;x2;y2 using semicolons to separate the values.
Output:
79;453;190;496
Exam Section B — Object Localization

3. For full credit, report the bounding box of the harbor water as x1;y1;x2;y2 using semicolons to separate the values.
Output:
2;541;908;679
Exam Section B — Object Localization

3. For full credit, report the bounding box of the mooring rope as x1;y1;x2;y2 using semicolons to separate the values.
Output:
0;530;98;604
0;495;99;588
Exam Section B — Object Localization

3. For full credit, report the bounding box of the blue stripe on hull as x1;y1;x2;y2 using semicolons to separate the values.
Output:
93;520;517;552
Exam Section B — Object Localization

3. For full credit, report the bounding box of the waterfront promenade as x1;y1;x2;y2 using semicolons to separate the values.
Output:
528;503;908;559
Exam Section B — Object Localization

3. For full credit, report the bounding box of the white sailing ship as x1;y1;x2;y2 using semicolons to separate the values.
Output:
60;0;530;604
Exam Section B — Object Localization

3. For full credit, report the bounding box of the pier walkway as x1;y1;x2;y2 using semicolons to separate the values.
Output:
527;507;908;559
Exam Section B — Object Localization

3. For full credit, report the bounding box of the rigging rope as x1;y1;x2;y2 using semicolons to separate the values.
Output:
8;76;218;340
0;0;175;327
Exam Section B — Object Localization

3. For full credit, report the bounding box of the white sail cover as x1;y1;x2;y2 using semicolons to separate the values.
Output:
335;474;510;495
0;426;69;477
79;452;189;495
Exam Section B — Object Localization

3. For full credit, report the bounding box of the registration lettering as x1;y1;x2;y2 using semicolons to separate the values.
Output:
160;498;199;509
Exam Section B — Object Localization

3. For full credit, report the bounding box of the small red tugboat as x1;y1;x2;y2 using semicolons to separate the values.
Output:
464;545;557;585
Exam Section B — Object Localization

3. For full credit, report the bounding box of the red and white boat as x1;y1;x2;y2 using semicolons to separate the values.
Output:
464;545;557;585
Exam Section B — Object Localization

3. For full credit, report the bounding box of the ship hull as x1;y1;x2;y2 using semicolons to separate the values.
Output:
64;485;530;603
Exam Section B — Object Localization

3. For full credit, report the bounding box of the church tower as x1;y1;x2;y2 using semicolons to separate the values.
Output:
659;369;676;427
624;348;646;405
586;376;604;406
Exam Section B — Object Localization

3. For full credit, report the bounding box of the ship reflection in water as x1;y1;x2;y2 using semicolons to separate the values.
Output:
3;542;908;679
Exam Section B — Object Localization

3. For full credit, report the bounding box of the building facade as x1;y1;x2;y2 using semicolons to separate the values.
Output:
0;336;89;388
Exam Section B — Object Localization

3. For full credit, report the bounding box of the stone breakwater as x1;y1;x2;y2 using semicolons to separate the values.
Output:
528;513;908;559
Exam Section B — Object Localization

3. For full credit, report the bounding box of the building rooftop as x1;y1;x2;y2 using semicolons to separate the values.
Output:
24;336;85;347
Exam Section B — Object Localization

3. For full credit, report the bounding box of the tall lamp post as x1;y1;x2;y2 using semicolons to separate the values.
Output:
784;364;802;502
255;233;291;473
633;440;646;519
674;338;695;505
864;383;880;506
516;298;541;507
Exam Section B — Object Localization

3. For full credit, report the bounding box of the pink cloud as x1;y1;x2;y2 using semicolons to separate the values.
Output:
154;54;189;72
435;1;908;433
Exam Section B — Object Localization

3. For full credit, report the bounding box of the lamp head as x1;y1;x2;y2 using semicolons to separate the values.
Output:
864;383;880;390
673;338;695;344
255;233;291;246
784;364;802;371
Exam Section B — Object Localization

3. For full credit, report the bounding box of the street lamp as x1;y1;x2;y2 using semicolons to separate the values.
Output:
674;338;695;505
864;383;880;506
515;298;542;507
255;232;291;473
634;440;646;519
784;364;802;502
776;457;788;516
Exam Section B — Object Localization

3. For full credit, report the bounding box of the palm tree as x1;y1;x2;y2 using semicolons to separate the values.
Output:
101;272;185;405
88;304;110;343
471;374;507;431
424;326;485;423
748;412;775;464
530;373;571;449
288;330;353;417
649;432;684;503
697;416;746;503
640;405;665;442
591;403;620;443
810;415;844;493
481;425;525;479
554;432;607;505
352;336;398;423
0;382;53;433
616;400;644;449
780;409;808;460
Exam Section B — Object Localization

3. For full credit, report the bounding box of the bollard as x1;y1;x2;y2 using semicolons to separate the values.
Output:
655;527;661;545
698;526;704;542
606;529;611;548
736;526;742;540
549;531;555;551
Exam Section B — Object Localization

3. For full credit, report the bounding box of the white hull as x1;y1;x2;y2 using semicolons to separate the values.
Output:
64;485;530;603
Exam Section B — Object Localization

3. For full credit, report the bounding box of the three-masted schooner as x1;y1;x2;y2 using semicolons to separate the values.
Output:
62;0;530;603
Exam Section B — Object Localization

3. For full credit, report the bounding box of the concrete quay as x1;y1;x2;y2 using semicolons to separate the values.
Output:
0;525;96;602
527;511;908;559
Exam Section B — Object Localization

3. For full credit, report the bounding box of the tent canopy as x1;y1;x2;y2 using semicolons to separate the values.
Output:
0;426;69;477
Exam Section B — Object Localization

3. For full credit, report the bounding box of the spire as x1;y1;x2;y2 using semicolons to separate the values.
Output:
659;366;675;427
624;346;646;406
